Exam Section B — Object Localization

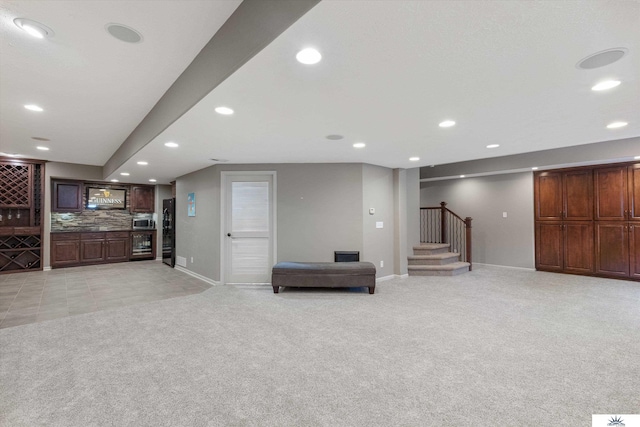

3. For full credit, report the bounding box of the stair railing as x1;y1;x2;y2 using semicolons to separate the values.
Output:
420;202;472;270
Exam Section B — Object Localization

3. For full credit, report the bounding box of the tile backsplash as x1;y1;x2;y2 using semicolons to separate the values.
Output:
50;210;140;231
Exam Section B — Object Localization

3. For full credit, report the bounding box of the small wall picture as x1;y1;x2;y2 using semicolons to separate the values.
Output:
187;192;196;217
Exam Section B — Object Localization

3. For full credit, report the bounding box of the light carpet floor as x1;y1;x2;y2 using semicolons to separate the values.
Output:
1;265;639;426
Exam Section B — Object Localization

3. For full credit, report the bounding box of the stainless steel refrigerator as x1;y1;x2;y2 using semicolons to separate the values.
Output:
162;198;175;267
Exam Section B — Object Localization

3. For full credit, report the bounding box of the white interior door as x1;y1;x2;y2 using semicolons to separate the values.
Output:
223;173;275;284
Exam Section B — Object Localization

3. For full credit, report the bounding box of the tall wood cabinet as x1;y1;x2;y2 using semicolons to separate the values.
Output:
0;158;45;274
535;162;640;281
534;169;594;273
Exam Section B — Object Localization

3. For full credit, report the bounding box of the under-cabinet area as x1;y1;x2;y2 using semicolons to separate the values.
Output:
51;230;156;268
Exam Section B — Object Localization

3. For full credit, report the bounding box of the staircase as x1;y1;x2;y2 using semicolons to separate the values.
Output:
407;244;470;276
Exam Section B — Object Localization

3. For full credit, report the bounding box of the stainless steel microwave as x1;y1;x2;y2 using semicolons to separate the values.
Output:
132;218;155;229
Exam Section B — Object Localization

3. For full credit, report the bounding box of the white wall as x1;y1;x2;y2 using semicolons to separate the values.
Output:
362;164;395;278
420;172;535;269
175;163;365;282
405;168;421;272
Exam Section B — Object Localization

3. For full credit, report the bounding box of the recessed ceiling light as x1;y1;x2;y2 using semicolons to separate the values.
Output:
460;175;465;178
409;157;420;161
577;48;628;70
149;179;157;183
635;156;640;160
24;104;43;112
120;172;130;176
215;106;234;115
164;142;179;148
36;146;49;151
439;120;456;128
592;80;621;91
137;161;148;165
486;144;500;148
296;48;322;65
326;134;344;140
0;153;23;158
14;18;54;39
353;142;366;148
105;23;143;43
110;179;119;183
606;121;628;129
532;167;539;170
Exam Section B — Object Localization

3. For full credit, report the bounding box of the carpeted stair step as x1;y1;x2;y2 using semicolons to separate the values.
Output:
407;262;470;276
413;243;450;255
407;252;460;265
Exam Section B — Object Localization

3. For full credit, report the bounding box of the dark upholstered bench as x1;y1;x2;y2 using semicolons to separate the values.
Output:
272;262;377;294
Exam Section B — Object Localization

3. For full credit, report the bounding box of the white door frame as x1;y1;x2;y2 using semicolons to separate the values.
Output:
220;171;277;285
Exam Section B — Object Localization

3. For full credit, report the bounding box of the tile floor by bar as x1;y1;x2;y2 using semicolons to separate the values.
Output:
0;261;211;329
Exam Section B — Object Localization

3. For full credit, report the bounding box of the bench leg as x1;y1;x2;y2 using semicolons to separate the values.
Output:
369;286;375;295
272;285;279;294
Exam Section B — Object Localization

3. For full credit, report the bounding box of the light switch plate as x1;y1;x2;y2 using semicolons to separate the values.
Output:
503;212;508;218
376;221;383;228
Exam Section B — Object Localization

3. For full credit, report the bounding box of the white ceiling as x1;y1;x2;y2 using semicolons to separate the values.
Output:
0;0;241;166
1;1;639;185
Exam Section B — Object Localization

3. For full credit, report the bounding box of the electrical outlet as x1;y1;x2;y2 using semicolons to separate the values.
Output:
502;212;508;218
380;260;384;268
190;257;194;263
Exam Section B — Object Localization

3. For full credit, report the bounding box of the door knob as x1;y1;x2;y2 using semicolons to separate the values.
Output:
227;233;231;237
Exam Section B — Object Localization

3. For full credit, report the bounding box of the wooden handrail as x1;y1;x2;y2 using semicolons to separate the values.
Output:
420;202;472;270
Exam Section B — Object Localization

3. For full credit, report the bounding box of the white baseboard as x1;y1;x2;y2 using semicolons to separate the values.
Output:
174;266;220;286
155;257;163;261
473;262;536;271
43;266;52;271
376;273;409;282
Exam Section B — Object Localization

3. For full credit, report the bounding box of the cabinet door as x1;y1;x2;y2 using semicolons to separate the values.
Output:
630;223;640;279
629;164;640;221
595;222;629;277
564;170;593;220
535;172;563;220
80;240;104;262
564;222;593;273
105;238;129;262
131;186;154;213
52;180;83;212
51;241;80;266
535;222;563;271
595;167;627;221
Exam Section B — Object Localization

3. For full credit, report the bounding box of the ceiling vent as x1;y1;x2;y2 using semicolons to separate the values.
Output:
577;48;628;69
105;23;143;43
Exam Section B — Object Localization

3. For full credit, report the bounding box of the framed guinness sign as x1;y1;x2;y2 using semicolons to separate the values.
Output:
85;186;127;210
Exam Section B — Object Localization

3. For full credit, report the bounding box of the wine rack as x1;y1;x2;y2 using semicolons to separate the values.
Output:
0;163;31;207
0;158;44;274
0;234;41;272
